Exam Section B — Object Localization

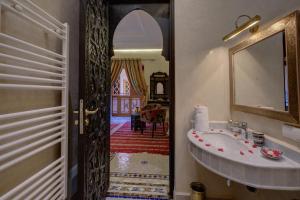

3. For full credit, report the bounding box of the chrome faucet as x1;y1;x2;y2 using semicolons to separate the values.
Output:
227;120;240;132
228;120;249;140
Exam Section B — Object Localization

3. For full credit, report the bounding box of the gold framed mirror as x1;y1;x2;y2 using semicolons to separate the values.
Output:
229;11;300;124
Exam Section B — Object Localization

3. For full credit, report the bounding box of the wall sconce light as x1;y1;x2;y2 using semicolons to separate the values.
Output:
223;15;261;42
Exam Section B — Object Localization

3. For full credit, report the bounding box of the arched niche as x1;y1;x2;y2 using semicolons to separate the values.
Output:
150;72;169;100
109;3;170;60
113;10;163;51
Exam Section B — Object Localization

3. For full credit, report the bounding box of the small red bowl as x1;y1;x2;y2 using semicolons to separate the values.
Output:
260;147;283;160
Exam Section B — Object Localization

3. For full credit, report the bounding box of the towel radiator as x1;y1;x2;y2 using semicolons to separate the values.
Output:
0;0;69;199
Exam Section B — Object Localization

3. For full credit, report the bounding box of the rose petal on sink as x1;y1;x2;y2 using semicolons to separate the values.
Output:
205;144;211;147
198;138;203;142
244;141;249;144
240;151;244;155
195;135;199;138
248;150;253;154
252;144;257;148
218;148;224;152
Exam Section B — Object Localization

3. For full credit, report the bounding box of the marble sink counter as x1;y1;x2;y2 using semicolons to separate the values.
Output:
187;127;300;190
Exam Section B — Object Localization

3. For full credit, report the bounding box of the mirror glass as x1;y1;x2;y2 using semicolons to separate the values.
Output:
233;31;288;111
156;82;164;94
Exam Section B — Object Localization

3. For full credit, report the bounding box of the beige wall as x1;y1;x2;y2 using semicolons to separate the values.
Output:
175;0;300;199
0;0;79;197
113;51;169;99
230;181;300;200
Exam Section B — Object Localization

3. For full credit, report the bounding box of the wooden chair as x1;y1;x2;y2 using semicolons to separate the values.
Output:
140;106;167;138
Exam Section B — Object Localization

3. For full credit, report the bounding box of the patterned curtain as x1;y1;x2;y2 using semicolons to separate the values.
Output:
111;58;148;99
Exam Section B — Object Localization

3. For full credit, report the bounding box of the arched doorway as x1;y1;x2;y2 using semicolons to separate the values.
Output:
77;1;174;199
109;9;171;199
111;10;164;117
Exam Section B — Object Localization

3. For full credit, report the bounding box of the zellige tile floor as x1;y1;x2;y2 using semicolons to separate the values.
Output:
107;152;169;200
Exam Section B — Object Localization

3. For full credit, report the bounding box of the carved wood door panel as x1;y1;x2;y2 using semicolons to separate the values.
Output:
79;0;110;199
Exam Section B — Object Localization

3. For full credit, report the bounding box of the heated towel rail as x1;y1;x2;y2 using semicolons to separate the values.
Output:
0;0;69;199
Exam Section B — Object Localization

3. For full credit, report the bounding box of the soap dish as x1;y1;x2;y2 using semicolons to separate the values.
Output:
260;147;283;160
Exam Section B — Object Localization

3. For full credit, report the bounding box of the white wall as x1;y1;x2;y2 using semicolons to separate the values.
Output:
175;0;300;199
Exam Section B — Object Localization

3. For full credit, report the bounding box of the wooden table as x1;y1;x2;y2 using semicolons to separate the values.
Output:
131;113;141;131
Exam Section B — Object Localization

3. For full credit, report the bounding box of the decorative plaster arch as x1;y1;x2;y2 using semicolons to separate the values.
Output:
113;9;164;51
109;3;170;60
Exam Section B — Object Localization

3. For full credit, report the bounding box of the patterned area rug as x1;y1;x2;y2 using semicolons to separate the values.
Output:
110;122;169;155
111;123;119;130
107;172;169;200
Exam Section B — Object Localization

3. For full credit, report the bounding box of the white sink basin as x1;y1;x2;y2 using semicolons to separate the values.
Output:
187;128;300;190
200;132;249;152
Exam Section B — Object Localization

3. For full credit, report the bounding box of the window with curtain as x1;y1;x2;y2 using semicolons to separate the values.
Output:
111;59;147;116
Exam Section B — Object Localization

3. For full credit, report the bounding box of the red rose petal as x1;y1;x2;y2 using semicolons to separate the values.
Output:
195;135;199;138
262;149;267;153
244;141;249;144
192;132;196;135
248;150;253;154
273;151;281;156
218;148;224;152
205;144;211;147
252;144;257;148
274;150;281;155
240;151;244;155
198;138;203;142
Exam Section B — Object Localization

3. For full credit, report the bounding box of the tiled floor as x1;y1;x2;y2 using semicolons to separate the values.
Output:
107;153;169;200
110;153;169;174
110;116;129;135
111;116;131;124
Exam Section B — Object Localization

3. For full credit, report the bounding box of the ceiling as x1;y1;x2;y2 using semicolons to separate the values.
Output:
113;10;163;50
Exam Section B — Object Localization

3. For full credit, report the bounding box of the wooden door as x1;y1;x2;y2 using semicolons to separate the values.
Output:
78;0;110;199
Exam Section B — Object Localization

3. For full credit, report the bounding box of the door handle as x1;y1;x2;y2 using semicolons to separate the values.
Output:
85;108;98;116
73;109;94;128
79;99;84;134
74;100;98;135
